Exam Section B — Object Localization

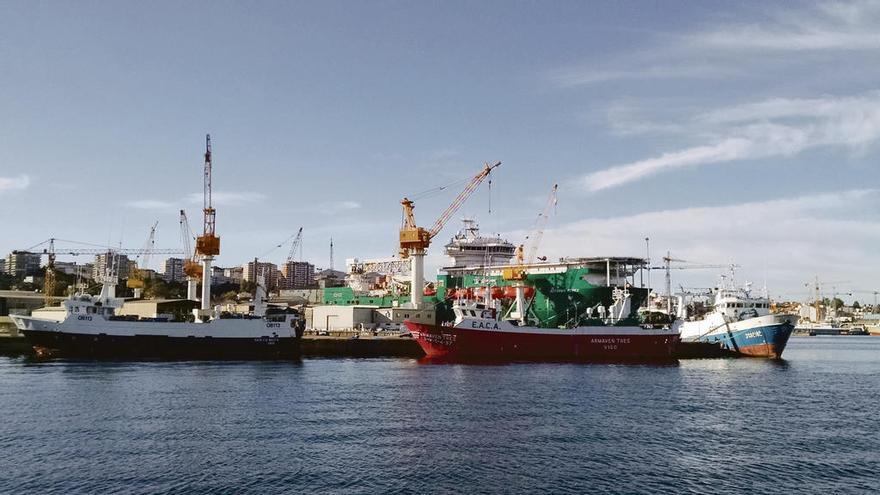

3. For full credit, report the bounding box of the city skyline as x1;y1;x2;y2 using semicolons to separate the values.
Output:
2;1;879;298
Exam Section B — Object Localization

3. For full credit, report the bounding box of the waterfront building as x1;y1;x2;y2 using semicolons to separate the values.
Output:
5;251;42;277
243;261;279;290
212;266;233;286
280;261;315;289
93;252;131;280
163;257;186;283
223;266;244;285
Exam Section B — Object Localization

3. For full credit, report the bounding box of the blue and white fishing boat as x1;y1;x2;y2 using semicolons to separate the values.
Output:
678;276;795;359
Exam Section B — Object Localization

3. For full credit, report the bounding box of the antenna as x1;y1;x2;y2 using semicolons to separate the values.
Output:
329;238;334;271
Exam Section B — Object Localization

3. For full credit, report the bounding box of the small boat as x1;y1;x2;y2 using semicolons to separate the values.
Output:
796;322;845;336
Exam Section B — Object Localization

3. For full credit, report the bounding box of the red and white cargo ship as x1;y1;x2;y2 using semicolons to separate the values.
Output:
405;287;679;361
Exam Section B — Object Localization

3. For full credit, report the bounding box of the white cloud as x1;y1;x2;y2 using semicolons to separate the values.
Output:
184;191;266;206
125;199;175;210
583;91;880;191
0;175;30;192
550;1;880;88
549;64;734;88
536;189;880;296
691;1;880;51
331;200;362;211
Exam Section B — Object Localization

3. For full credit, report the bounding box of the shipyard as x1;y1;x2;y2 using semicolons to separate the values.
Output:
1;142;877;359
2;2;879;494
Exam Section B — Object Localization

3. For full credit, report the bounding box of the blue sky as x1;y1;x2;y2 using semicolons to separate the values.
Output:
2;1;879;301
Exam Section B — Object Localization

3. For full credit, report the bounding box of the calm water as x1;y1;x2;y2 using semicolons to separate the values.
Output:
1;337;878;494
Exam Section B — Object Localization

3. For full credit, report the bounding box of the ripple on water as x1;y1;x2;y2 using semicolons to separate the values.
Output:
0;340;879;494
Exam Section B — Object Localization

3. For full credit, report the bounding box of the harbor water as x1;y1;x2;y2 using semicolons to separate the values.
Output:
1;337;878;494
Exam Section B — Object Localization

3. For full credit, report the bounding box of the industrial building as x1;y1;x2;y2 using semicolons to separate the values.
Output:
309;304;435;332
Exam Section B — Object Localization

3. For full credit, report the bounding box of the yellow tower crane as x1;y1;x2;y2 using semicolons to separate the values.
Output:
126;221;159;298
180;209;202;301
399;161;500;309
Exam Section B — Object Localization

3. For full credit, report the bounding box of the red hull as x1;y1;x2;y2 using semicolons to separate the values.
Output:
406;322;678;361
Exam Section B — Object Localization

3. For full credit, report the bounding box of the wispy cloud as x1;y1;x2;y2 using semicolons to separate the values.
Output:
550;1;880;88
184;191;266;206
549;64;734;88
691;1;880;51
537;189;880;295
583;91;880;191
125;199;176;210
327;200;362;211
0;174;30;193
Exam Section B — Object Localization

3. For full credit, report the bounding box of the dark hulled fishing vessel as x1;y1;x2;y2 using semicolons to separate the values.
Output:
11;273;303;359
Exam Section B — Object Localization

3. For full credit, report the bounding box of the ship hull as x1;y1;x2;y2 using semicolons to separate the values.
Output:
405;322;677;361
21;329;299;360
684;317;794;359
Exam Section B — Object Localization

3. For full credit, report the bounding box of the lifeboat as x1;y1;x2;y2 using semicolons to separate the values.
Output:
502;285;536;299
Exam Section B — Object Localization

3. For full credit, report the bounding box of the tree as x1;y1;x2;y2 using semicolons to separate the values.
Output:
853;301;861;309
240;280;256;294
831;297;845;310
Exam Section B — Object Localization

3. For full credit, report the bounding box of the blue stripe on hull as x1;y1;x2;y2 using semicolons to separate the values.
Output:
696;322;794;358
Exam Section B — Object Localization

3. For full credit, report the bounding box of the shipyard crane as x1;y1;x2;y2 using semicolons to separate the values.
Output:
653;253;735;314
24;238;184;306
282;228;304;290
180;209;202;301
499;183;558;324
126;221;159;298
504;183;558;282
399;160;501;309
194;134;220;315
286;228;304;263
803;277;852;322
43;241;57;306
851;289;880;309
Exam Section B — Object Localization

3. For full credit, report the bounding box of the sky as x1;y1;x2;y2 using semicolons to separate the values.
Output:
1;0;879;302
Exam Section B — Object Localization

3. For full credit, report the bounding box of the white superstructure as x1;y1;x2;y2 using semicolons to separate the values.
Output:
11;274;299;340
443;218;516;268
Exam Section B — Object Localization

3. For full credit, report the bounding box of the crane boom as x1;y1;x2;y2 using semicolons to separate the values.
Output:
286;228;304;263
399;161;500;258
525;184;558;266
503;183;557;281
127;222;159;293
428;161;501;238
180;210;202;279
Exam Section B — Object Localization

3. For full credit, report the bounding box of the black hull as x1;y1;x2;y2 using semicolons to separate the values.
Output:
23;330;300;360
